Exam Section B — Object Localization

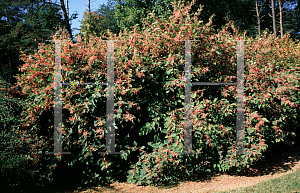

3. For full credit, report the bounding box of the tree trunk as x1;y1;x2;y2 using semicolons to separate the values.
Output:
270;0;277;37
255;0;261;37
65;0;69;18
298;0;300;34
59;0;73;41
278;0;283;37
88;0;91;13
254;0;268;37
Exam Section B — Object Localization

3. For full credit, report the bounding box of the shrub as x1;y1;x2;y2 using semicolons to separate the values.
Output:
5;0;300;190
0;76;45;192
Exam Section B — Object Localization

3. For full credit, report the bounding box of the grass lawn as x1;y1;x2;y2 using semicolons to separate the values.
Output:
217;167;300;193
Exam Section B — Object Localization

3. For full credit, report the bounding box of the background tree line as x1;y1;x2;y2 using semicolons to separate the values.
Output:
0;0;299;88
0;0;77;87
85;0;300;41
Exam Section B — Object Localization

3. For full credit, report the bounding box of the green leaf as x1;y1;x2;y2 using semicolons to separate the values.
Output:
171;133;177;138
271;87;275;93
115;113;121;119
191;93;196;99
280;73;284;78
133;141;137;146
151;122;155;128
151;143;159;149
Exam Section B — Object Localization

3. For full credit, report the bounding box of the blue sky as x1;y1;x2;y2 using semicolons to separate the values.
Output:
68;0;109;36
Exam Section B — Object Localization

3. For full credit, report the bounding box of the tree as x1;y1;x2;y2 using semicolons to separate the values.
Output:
112;0;196;35
254;0;268;37
297;0;300;37
95;0;122;37
112;0;261;39
0;0;79;83
278;0;284;37
93;0;299;41
0;0;65;84
218;0;258;38
78;0;122;40
282;0;300;40
80;11;107;40
59;0;73;41
270;0;277;37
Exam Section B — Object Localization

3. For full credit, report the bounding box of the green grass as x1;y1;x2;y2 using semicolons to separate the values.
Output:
217;166;300;193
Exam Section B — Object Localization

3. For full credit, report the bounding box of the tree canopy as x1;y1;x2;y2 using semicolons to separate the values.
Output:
78;0;300;41
0;0;73;84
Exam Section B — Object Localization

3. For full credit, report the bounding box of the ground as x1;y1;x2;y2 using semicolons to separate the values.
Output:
55;139;300;193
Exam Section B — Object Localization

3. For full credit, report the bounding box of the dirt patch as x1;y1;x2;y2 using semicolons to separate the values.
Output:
61;139;300;193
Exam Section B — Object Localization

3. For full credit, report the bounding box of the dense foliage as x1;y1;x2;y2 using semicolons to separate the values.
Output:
0;0;68;86
111;0;300;41
1;0;300;192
